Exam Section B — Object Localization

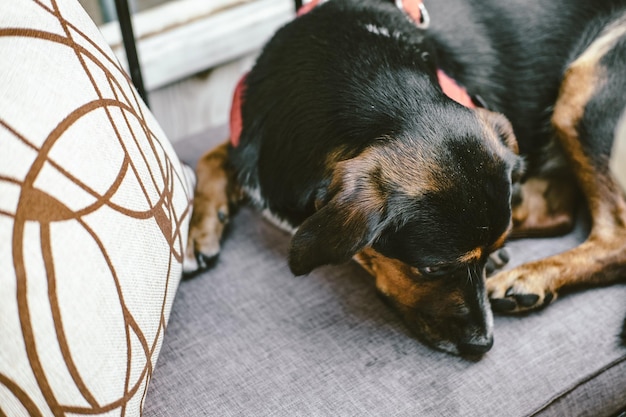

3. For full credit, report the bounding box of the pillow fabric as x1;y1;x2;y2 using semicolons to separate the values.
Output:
0;1;194;416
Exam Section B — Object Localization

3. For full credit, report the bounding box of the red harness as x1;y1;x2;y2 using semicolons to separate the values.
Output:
230;0;474;147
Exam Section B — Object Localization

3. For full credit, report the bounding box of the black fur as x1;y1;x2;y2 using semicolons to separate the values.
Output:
228;0;626;353
428;0;626;158
232;0;519;275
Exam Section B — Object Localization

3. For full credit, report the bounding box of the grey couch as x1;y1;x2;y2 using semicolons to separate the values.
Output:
144;125;626;416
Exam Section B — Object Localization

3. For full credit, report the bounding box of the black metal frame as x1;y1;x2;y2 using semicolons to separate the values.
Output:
114;0;149;107
114;0;304;108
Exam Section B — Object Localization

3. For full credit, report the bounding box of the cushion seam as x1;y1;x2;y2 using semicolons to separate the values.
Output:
529;353;626;416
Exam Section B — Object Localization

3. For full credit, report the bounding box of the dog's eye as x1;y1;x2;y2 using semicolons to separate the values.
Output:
417;264;455;277
421;265;443;275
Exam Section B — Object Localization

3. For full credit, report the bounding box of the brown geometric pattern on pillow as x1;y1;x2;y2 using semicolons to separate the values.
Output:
0;1;194;415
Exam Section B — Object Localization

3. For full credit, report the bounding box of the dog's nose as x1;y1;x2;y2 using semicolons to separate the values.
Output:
458;335;494;356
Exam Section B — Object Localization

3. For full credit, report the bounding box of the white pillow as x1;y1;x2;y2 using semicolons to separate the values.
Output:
0;1;194;415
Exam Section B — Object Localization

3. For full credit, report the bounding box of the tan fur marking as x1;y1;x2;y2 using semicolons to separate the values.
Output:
489;24;626;309
333;142;441;203
186;140;242;269
552;13;626;215
552;56;600;200
549;37;626;283
331;154;387;221
458;247;483;263
488;235;626;303
491;224;512;252
476;108;520;155
355;247;483;353
552;33;626;242
511;177;577;238
323;145;350;173
374;141;444;196
354;247;425;307
354;248;473;313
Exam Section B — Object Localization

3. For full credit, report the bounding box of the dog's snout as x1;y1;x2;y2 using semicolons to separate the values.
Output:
452;307;494;356
458;334;494;356
456;272;495;356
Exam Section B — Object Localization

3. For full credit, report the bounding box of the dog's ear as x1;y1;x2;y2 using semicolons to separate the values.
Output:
477;108;525;181
288;157;386;276
477;108;519;154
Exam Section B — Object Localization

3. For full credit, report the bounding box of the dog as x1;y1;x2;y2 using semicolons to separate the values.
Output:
184;0;626;356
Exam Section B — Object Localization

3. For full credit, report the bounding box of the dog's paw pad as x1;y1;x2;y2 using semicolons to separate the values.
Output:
490;286;555;313
489;298;517;312
485;248;510;276
508;291;540;308
487;266;557;313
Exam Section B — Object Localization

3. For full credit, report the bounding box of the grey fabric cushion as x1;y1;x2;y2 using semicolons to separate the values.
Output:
144;127;626;417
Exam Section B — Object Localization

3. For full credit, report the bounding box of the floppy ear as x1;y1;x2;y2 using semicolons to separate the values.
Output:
288;156;386;275
477;108;526;181
288;196;383;275
477;108;519;154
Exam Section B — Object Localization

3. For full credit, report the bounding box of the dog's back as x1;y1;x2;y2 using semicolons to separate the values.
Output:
187;0;626;351
231;0;440;226
428;0;626;156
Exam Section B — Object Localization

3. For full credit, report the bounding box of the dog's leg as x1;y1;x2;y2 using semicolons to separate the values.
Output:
484;141;579;278
485;173;578;278
183;141;242;275
509;160;579;239
488;28;626;312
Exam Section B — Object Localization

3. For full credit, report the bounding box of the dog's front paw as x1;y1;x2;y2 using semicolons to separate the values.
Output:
487;265;557;313
182;142;241;278
183;200;230;277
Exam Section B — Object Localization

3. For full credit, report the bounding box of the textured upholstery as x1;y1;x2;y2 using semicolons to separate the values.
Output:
144;127;626;417
0;1;194;415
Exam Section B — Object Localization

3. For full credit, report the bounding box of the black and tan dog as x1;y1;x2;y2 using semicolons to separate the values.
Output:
184;0;626;355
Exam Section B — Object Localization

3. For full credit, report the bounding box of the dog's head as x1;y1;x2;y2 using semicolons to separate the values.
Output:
288;106;523;356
